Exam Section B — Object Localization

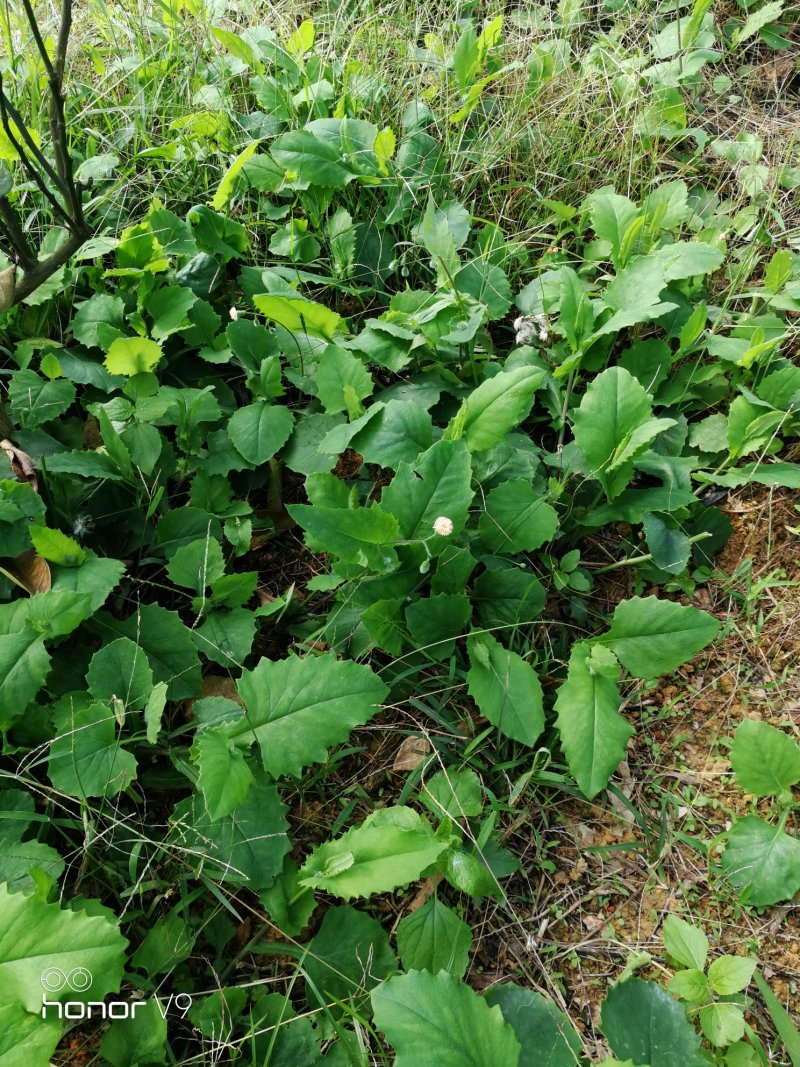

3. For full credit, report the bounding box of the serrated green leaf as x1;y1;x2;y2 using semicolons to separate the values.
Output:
166;536;225;593
287;503;400;573
555;643;630;798
396;897;471;978
0;882;127;1014
299;806;449;899
305;904;396;1006
721;815;800;906
193;730;255;821
707;955;756;996
48;696;137;799
231;654;388;778
372;970;521;1067
467;632;545;746
662;915;708;971
86;636;154;710
479;479;559;553
228;402;295;465
446;366;546;452
600;596;720;677
730;720;800;798
104;337;163;376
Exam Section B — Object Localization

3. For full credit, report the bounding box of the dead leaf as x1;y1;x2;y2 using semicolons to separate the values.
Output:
0;438;38;491
2;548;51;594
392;735;431;772
406;875;440;912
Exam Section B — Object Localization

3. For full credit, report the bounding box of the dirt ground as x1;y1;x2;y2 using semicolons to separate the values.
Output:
499;485;800;1059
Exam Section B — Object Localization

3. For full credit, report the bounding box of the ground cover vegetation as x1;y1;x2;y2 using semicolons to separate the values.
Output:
0;0;798;1063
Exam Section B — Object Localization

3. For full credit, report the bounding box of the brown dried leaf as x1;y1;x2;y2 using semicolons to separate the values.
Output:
4;548;51;594
392;735;431;772
0;438;38;491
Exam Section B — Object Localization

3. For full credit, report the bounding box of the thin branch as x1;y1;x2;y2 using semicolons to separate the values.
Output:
0;199;37;267
13;226;88;304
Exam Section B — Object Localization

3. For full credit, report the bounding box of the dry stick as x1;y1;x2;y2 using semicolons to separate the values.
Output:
0;77;73;222
1;0;90;305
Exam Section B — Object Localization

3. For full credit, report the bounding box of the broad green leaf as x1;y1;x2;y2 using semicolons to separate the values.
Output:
600;596;720;677
484;983;583;1067
49;553;125;614
554;643;630;798
86;637;154;710
271;129;357;189
316;344;373;415
299;806;449;899
419;768;483;821
166;536;226;593
0;1003;61;1066
98;603;202;700
372;970;521;1067
232;654;388;778
700;1003;745;1047
326;207;356;278
71;293;125;350
350;400;433;467
99;997;168;1067
707;955;756;996
479;480;558;553
382;439;473;546
467;633;545;746
396;897;471;978
287;503;400;573
192;607;256;668
446;366;546;452
721;815;800;906
172;770;289;889
187;205;248;260
730;720;800;799
193;729;255;821
0;623;50;729
104;337;163;376
258;855;316;938
228;402;295;465
572;367;659;500
643;514;691;575
305;904;396;1006
601;979;706;1067
454;261;512;319
587;191;640;265
8;371;75;426
733;0;784;44
144;681;168;744
405;593;472;660
0;834;64;896
668;968;710;1003
662;915;708;971
0;882;127;1014
472;566;545;628
145;284;198;340
253;292;340;339
48;696;137;798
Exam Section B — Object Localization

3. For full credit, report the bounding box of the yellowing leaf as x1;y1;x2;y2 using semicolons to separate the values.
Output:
104;336;163;375
286;19;314;57
210;140;262;210
374;126;396;173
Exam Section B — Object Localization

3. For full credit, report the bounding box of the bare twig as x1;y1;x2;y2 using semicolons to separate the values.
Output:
0;0;90;309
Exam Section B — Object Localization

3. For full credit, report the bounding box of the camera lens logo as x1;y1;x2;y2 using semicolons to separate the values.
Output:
41;967;93;993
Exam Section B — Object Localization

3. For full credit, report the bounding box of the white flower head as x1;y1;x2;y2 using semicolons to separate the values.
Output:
229;306;239;321
433;515;454;537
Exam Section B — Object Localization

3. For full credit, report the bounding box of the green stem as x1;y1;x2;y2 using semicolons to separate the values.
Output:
592;531;712;574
